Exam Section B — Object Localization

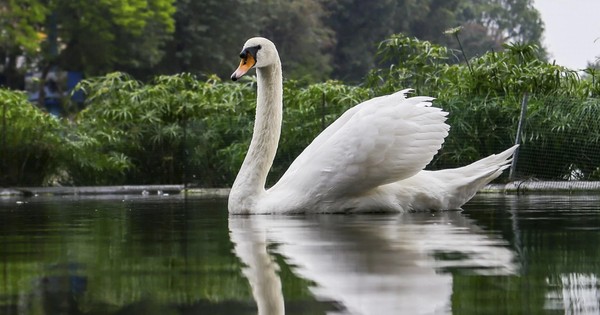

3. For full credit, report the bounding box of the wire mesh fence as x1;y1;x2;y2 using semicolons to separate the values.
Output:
511;95;600;181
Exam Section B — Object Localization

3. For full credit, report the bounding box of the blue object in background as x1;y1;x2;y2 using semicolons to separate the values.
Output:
67;71;84;106
26;70;84;116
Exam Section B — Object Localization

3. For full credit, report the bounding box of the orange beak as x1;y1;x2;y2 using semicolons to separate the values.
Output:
231;53;256;81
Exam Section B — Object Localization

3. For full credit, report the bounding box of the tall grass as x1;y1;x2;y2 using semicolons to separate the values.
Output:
0;89;65;186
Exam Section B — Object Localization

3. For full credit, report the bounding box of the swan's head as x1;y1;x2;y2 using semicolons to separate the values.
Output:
231;37;278;81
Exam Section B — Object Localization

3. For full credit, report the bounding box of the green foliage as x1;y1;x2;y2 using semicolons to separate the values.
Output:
0;0;548;86
324;0;546;82
0;1;48;89
0;89;64;185
366;35;580;99
518;96;600;179
65;73;144;184
474;0;544;45
184;75;256;186
455;43;580;97
0;0;176;89
3;32;600;186
64;72;258;185
255;0;335;81
432;96;520;168
72;72;201;184
0;0;47;53
157;0;334;81
55;0;176;75
366;34;456;96
156;0;258;78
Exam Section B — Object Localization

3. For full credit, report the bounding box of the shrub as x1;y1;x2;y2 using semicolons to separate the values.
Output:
0;89;65;186
69;72;258;185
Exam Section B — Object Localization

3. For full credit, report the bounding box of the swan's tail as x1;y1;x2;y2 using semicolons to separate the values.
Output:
398;145;518;211
434;145;518;209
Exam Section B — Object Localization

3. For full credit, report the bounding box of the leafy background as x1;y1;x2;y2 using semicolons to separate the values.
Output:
2;34;599;186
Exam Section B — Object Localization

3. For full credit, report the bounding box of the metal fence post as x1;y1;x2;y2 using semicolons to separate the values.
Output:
321;92;326;131
509;92;529;181
2;101;6;156
181;111;188;197
2;101;6;175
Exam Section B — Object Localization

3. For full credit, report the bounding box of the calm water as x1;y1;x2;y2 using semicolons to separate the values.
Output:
1;194;599;315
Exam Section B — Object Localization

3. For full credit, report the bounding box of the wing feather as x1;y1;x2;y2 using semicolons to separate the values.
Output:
270;90;449;201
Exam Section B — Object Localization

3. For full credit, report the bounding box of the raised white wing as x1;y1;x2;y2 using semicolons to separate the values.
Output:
270;90;449;199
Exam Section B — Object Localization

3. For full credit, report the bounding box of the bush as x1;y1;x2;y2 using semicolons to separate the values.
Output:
69;72;255;185
0;89;65;186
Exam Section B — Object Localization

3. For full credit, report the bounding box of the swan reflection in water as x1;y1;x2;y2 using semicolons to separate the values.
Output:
229;211;518;315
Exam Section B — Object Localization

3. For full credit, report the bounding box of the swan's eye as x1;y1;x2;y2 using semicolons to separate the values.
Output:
242;45;261;62
240;50;251;65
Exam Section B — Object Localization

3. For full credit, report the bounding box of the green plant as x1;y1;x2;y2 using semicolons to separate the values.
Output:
0;89;65;186
366;34;456;96
69;72;258;185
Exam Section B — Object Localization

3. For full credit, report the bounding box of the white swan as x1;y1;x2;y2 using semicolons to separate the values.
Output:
229;37;517;214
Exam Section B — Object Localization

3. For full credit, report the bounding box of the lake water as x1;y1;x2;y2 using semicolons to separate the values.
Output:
0;193;599;315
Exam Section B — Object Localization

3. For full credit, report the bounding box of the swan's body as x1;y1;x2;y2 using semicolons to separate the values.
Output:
229;37;517;214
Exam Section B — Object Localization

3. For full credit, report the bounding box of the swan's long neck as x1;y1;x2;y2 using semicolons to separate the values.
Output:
230;60;283;212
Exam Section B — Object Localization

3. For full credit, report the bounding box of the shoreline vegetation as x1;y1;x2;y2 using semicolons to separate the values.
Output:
2;35;600;188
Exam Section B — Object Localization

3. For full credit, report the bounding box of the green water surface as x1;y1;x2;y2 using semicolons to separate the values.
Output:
0;194;599;314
